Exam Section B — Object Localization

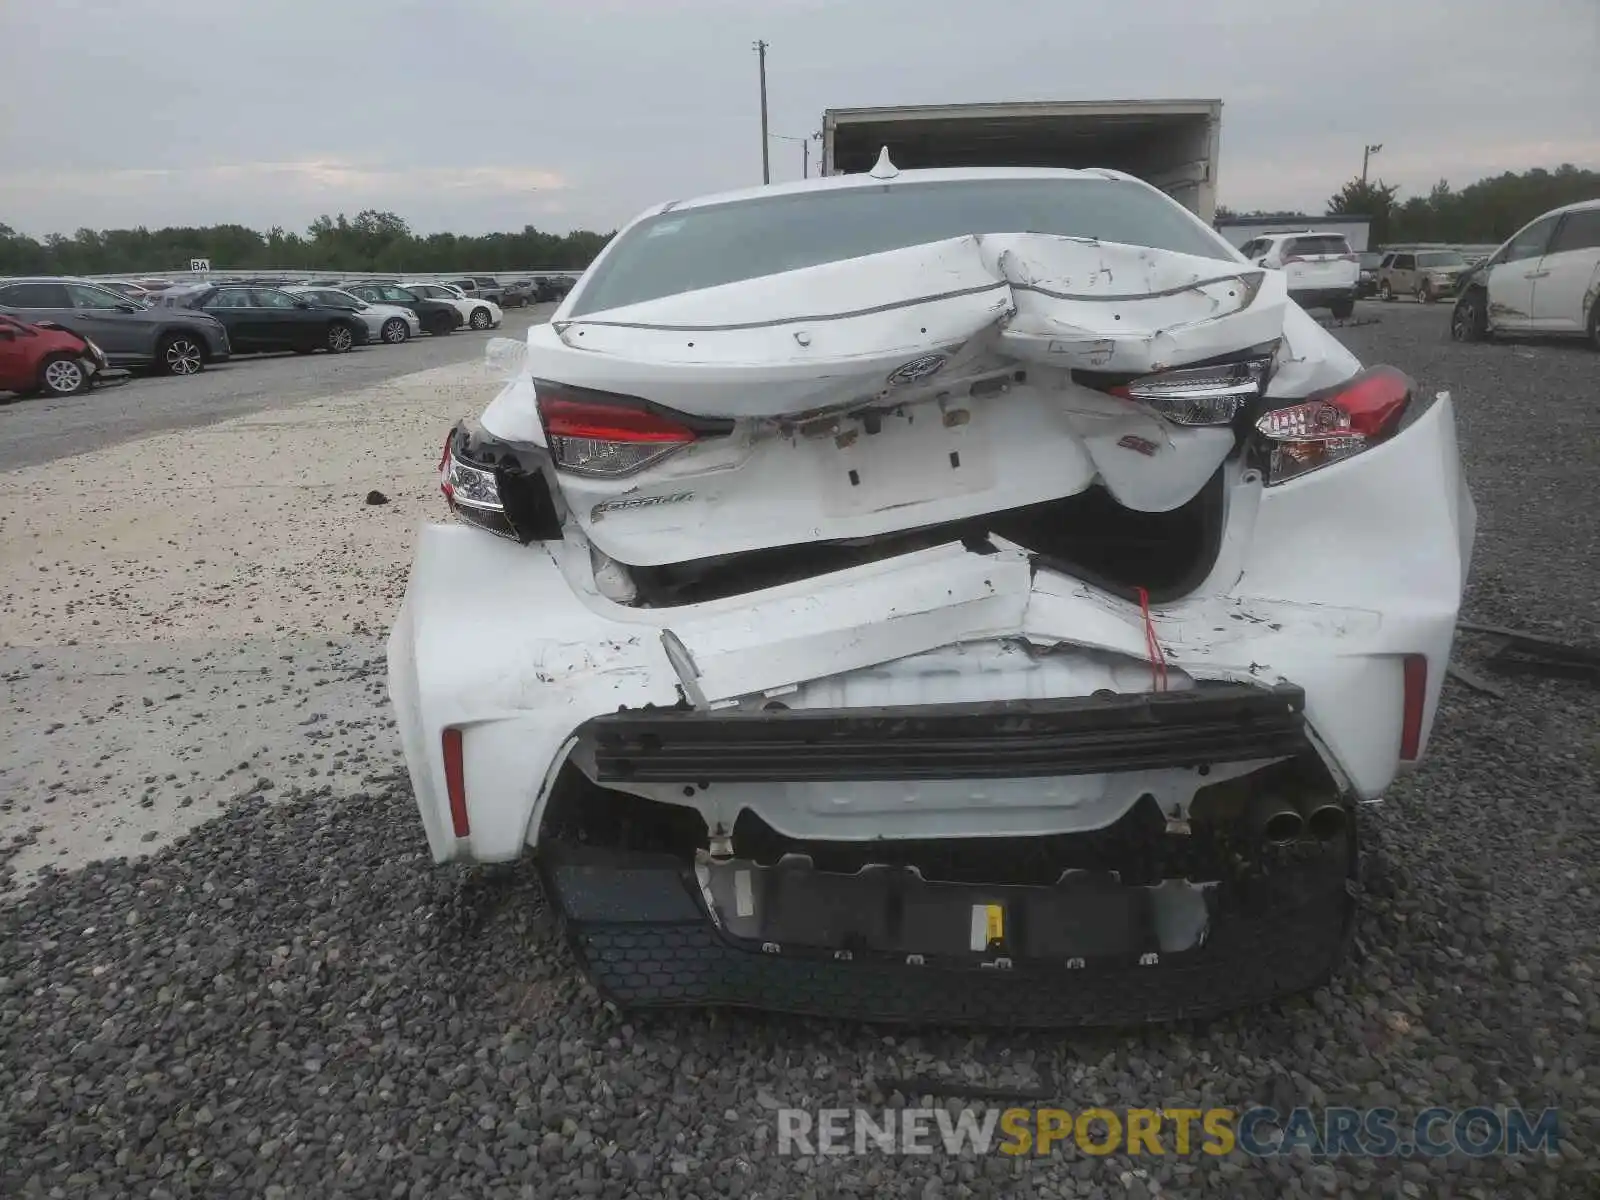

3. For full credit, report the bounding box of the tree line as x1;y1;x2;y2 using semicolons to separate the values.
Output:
0;209;615;277
1226;164;1598;247
6;163;1596;277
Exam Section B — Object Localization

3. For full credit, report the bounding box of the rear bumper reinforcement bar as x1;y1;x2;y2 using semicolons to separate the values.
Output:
588;682;1309;783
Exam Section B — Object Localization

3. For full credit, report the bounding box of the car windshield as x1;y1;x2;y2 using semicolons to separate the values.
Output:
1417;251;1466;268
570;177;1230;316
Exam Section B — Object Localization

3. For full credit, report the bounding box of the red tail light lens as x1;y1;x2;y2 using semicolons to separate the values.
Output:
535;381;727;478
1254;365;1413;485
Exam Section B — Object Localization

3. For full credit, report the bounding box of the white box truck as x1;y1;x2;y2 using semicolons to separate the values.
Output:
821;98;1222;223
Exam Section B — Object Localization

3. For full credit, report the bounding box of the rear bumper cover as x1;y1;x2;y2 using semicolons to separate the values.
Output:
1290;287;1357;308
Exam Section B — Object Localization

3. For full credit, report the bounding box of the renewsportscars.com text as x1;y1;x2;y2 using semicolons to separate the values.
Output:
776;1106;1561;1159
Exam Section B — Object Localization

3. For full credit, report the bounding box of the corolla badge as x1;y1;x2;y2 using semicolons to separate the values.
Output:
886;353;947;387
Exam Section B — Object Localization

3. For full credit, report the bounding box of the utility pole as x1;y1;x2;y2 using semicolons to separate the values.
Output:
770;132;813;179
1362;143;1383;185
754;40;770;184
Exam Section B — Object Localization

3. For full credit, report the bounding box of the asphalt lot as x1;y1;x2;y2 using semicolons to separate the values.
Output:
3;297;1598;1197
0;305;551;474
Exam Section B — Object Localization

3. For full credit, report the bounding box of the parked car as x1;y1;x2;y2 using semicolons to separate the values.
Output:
169;285;369;355
1376;250;1470;303
0;309;124;397
1453;200;1600;348
1356;251;1384;298
389;165;1473;1026
500;279;531;309
449;276;506;306
287;286;421;344
399;281;502;330
0;277;231;375
1238;232;1359;318
97;280;154;304
341;282;462;336
526;275;576;303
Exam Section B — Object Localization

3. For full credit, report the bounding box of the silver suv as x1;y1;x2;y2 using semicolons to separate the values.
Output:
0;277;231;375
1376;250;1470;303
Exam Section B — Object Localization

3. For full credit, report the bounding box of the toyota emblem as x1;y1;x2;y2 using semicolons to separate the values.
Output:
886;354;947;386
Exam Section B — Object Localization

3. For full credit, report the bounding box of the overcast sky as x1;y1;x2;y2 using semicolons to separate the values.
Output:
2;0;1596;238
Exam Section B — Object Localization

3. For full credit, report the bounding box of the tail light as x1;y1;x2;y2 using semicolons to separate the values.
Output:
535;380;730;478
439;420;566;542
1105;357;1270;425
1253;365;1412;485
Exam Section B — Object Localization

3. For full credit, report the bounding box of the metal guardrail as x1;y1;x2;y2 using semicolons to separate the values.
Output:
83;268;583;285
1373;243;1499;256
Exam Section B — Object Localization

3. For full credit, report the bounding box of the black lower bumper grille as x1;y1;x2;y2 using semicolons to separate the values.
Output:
540;841;1354;1027
589;682;1308;783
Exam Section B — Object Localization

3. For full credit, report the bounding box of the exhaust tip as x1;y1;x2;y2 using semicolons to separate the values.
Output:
1261;810;1304;845
1306;803;1347;842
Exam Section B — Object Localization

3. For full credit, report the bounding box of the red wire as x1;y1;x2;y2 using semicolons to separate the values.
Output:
1137;586;1169;692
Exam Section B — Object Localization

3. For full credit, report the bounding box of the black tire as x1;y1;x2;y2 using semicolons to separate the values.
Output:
380;317;409;344
38;353;88;397
1451;291;1488;343
1378;281;1393;302
158;333;206;376
1416;281;1433;304
326;321;357;353
1329;297;1355;320
1588;299;1600;352
469;306;492;330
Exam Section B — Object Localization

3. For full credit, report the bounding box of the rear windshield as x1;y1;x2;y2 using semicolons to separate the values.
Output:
1416;251;1466;268
1286;235;1351;257
571;178;1231;316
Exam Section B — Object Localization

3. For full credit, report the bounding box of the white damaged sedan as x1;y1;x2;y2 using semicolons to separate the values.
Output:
388;161;1475;1026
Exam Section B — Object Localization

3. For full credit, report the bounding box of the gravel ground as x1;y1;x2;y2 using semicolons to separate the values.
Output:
3;302;1598;1197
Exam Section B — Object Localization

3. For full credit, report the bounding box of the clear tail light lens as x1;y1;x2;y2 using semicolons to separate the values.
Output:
1254;365;1413;485
535;381;729;478
1108;358;1268;425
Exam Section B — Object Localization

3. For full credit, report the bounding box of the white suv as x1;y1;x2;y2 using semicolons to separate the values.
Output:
1451;200;1600;349
1239;232;1360;319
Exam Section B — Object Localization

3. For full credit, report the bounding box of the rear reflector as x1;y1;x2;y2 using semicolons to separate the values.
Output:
442;727;469;837
1399;655;1427;761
